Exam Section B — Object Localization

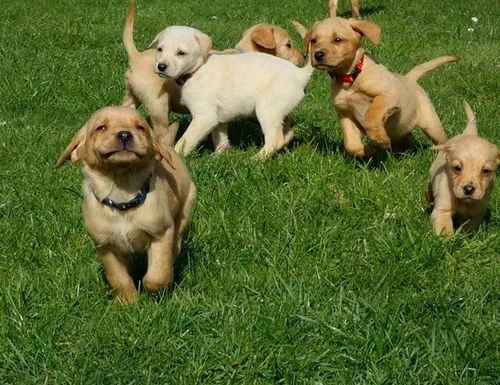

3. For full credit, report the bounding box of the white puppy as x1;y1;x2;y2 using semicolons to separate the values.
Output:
155;34;314;158
153;26;212;82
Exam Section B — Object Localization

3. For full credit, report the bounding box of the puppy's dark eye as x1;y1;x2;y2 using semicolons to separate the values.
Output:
285;42;292;48
136;125;145;132
157;47;163;52
177;50;186;56
482;168;493;176
310;38;317;44
334;37;343;43
453;165;462;173
95;125;106;132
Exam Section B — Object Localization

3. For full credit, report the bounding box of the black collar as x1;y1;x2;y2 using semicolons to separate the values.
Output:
95;177;151;211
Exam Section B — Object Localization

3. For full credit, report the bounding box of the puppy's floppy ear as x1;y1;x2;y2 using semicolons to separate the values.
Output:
56;125;87;167
195;31;213;61
462;100;478;136
432;144;450;153
329;0;338;17
291;20;308;39
251;26;276;50
349;19;381;46
148;32;162;49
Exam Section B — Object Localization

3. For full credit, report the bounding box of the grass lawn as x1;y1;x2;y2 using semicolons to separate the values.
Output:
1;0;499;384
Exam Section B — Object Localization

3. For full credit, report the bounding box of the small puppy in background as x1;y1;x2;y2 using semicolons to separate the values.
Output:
329;0;361;18
56;107;196;304
428;102;499;237
122;0;212;145
301;16;455;158
235;24;305;66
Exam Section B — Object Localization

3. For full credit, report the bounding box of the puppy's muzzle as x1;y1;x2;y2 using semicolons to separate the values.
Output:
314;50;325;63
157;63;168;73
117;131;133;147
463;184;475;197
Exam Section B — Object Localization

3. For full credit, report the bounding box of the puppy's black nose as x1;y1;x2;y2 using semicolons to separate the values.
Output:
314;51;325;62
157;63;167;72
463;184;475;196
117;131;133;144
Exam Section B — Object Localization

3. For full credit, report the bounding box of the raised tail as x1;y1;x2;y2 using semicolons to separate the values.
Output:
405;55;458;82
291;20;308;39
298;52;314;88
123;0;140;61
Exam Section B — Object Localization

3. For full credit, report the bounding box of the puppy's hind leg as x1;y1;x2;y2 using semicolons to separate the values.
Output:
416;90;448;145
144;92;173;145
255;110;286;160
211;123;232;154
122;86;140;109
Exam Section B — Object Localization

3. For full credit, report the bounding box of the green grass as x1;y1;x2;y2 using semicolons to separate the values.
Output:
1;0;499;384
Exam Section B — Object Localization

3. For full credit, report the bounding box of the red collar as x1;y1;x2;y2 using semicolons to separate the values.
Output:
330;55;364;86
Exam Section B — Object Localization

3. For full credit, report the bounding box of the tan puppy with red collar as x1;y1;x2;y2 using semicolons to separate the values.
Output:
428;102;499;237
303;16;456;157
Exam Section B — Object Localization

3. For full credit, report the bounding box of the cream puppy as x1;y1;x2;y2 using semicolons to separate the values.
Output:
122;0;211;145
158;52;314;159
56;107;196;304
428;102;499;237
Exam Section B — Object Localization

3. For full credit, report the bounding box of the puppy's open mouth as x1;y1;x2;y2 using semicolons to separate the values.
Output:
102;150;141;159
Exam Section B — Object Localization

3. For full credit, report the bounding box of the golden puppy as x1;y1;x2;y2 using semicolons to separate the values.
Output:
329;0;361;18
235;24;305;66
303;17;456;158
56;107;196;304
121;0;200;146
428;102;499;237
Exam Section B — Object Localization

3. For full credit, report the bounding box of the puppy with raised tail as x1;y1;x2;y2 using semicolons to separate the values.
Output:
154;34;314;158
56;107;196;304
428;102;499;237
298;15;456;158
122;0;212;145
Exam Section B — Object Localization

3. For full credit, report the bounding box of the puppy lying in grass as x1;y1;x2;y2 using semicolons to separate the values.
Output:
57;107;196;304
299;16;456;158
428;102;499;237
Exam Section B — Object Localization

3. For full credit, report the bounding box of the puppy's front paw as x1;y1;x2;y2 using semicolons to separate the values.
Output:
143;271;173;294
114;288;139;305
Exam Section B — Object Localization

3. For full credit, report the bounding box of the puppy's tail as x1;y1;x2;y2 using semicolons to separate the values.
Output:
123;0;140;62
291;20;308;39
405;55;458;82
298;51;315;88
